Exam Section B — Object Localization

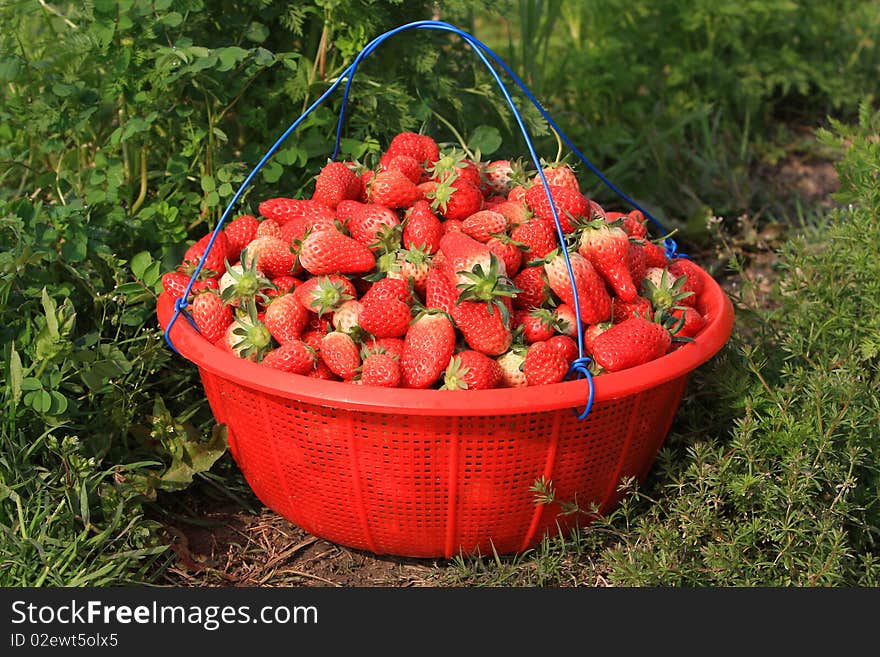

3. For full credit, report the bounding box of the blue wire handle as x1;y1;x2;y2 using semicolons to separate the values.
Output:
164;20;684;419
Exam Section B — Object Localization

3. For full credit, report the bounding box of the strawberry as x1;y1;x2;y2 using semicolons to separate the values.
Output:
264;293;310;344
514;308;560;343
612;295;654;324
622;210;648;240
429;177;483;221
577;221;638;302
367;169;420;208
312;160;361;209
386;131;440;168
400;312;457;389
227;305;274;362
451;300;513;356
331;299;363;334
218;257;274;309
507;185;527;204
461;209;508;243
343;203;401;250
358;295;412;339
482;159;517;196
255;218;281;239
320;331;361;380
440;219;464;236
486;235;523;278
590;316;672;372
543;250;612;325
182;231;230;276
667;258;704;305
224;215;260;259
532;163;579;192
242;235;296;278
523;340;569;386
669;305;706;339
524;183;588;234
496;348;528;388
270;275;300;295
261;339;316;374
308;360;339;380
258;198;335;227
510;218;557;260
484;195;509;207
364;336;405;361
583;322;612;355
361;276;412;305
294;275;355;316
628;240;648;287
511;266;550;310
546;334;579;364
640;267;696;313
298;229;376;276
425;266;458;314
385;245;432;297
552;303;578;336
441;351;502;390
492;200;532;229
402;200;443;254
380;153;423;184
190;290;233;343
358;352;401;388
161;271;218;301
437;231;499;288
587;199;607;221
428;150;482;187
642;240;669;269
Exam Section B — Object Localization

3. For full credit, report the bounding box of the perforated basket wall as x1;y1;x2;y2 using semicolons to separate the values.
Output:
158;265;733;558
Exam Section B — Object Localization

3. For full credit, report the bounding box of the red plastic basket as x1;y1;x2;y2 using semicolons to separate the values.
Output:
157;264;733;558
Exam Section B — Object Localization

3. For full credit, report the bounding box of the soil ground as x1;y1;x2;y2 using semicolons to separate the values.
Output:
159;155;839;588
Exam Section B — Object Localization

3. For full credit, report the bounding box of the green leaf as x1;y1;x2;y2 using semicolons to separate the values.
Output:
19;377;42;392
261;161;284;183
41;288;59;339
245;22;269;43
130;251;152;279
9;343;23;405
49;390;68;416
468;125;502;156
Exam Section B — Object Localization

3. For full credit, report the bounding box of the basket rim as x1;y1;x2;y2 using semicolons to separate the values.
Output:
157;263;734;416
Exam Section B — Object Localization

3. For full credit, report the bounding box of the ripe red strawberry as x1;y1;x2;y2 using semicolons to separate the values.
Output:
161;271;218;301
380;153;423;184
642;240;669;269
523;340;569;386
182;231;229;276
621;210;648;240
430;178;483;222
486;236;523;278
358;295;411;339
368;169;420;208
308;360;339;380
270;275;300;294
428;150;482;187
255;218;281;239
667;258;704;306
361;276;412;305
591;316;672;372
514;308;559;343
612;295;654;324
461;209;508;243
344;203;401;250
577;222;638;302
507;185;527;204
261;340;316;374
492;200;532;229
320;331;362;380
331;299;363;333
437;231;498;288
628;240;648;287
451;300;513;356
258;198;335;227
386;131;440;168
543;250;612;325
670;305;706;338
441;351;502;390
496;349;527;388
524;183;588;233
298;229;376;276
386;246;432;297
440;219;463;236
242;235;296;278
294;275;355;316
358;352;401;388
364;336;405;361
402;200;443;254
278;212;337;246
552;303;578;336
264;293;310;344
400;312;457;389
191;290;233;343
425;266;458;314
312;161;361;209
224;215;260;259
532;163;579;192
510;218;557;260
584;322;613;355
512;266;550;310
546;334;579;364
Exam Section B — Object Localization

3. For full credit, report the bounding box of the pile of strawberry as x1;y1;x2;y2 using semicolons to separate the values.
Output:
161;130;710;390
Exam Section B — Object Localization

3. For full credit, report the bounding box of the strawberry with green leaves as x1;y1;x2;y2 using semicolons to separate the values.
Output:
227;303;274;362
590;316;672;372
513;308;561;343
577;220;638;302
191;289;233;343
543;250;611;325
531;163;580;192
441;351;502;390
312;161;361;209
320;331;362;380
294;274;355;317
400;311;457;389
402;200;443;254
264;293;310;344
385;245;432;297
429;177;483;222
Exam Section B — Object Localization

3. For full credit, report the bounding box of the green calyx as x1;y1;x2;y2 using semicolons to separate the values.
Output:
641;267;694;312
231;304;274;361
308;276;353;317
440;355;470;390
456;254;521;324
221;247;274;308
